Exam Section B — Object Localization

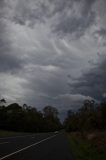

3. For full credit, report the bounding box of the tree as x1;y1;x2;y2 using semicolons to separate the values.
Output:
0;101;61;132
64;99;102;132
0;98;6;107
43;106;61;131
43;106;58;118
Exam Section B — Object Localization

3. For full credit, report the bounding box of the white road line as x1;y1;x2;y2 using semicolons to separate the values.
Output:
0;133;60;160
0;142;9;145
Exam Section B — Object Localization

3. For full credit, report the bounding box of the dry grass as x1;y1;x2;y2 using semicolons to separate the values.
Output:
86;131;106;153
67;131;106;160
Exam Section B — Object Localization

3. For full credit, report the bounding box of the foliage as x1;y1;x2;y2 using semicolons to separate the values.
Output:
64;99;106;132
0;99;61;132
67;132;106;160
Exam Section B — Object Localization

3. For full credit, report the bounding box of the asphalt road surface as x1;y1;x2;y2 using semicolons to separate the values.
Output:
0;132;74;160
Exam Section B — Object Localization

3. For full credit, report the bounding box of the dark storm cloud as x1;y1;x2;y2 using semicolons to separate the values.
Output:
0;0;4;7
12;0;50;26
12;0;96;38
21;65;68;99
0;53;23;73
0;0;106;118
95;28;106;37
103;42;106;46
53;12;95;38
52;0;96;37
0;2;24;73
0;20;23;73
71;54;106;100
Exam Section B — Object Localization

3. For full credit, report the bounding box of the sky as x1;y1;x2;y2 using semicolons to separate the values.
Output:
0;0;106;119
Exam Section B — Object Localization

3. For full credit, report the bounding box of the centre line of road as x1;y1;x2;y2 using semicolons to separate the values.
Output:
0;142;9;145
0;133;60;160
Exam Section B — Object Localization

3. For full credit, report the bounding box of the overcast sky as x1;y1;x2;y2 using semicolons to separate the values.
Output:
0;0;106;119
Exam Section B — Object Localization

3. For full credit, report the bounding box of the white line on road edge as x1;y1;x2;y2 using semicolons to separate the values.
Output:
0;142;9;145
0;133;60;160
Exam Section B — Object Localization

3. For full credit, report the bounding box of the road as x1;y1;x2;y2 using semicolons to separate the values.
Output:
0;132;74;160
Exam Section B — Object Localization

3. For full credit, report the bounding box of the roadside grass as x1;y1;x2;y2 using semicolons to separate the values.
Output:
0;130;18;138
67;132;106;160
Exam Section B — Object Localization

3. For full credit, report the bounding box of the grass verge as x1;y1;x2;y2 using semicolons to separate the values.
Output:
67;132;106;160
0;130;18;138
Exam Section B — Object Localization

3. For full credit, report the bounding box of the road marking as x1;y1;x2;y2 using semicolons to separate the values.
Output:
0;133;60;160
0;142;9;145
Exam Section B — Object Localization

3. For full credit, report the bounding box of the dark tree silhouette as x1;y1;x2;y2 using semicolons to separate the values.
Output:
0;100;61;132
64;99;106;132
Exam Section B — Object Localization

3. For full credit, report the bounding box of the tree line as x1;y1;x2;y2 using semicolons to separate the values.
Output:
64;99;106;132
1;98;105;133
0;99;61;132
